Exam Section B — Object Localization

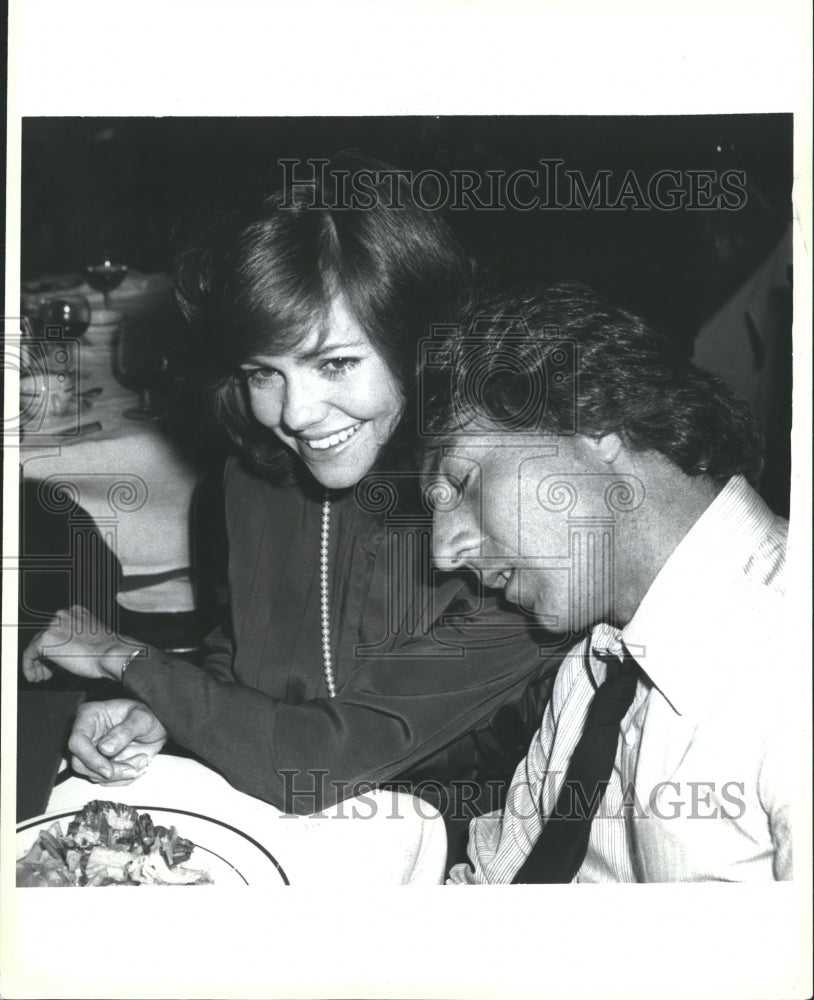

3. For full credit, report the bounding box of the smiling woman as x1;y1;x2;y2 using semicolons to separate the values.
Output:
179;151;475;483
22;152;563;866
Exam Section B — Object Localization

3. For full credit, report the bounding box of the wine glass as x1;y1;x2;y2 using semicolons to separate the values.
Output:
39;296;91;339
84;259;128;309
113;318;169;420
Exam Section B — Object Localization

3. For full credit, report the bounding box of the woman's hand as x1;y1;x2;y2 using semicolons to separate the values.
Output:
68;699;168;784
21;605;138;683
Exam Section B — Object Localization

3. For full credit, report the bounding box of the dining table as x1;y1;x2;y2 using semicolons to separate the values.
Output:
14;691;447;888
42;756;447;887
17;271;203;616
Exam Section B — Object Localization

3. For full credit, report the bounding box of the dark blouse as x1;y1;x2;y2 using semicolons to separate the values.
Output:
125;458;561;819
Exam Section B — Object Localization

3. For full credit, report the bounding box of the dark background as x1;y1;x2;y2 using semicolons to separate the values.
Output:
20;116;793;514
21;115;792;351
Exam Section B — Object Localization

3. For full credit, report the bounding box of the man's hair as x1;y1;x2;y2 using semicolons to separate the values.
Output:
174;151;473;479
424;281;763;483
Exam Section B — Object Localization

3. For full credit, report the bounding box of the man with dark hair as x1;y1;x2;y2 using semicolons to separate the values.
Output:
425;282;794;883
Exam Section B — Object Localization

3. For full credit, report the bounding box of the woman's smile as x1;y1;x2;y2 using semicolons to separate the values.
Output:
300;421;364;452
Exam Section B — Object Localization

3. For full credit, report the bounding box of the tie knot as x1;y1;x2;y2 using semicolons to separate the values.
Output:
589;624;643;687
589;622;626;662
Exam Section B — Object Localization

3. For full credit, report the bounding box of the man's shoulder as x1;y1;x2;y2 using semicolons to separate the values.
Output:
720;478;788;591
745;510;788;594
668;478;789;623
717;500;788;637
690;558;791;691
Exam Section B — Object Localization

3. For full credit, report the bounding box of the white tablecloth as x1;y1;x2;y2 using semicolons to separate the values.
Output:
19;341;200;613
46;754;447;887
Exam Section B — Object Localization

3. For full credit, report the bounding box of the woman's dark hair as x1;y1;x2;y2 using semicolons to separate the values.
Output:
424;281;763;484
175;152;474;480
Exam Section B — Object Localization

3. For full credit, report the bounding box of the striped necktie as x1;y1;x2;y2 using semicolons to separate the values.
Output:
512;651;640;884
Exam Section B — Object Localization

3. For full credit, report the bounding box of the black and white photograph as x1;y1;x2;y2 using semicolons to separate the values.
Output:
2;4;811;1000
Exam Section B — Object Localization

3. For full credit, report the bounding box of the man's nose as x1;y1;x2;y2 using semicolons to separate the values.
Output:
432;506;480;571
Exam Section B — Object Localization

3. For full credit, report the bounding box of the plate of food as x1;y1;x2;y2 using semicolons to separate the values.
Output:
16;800;290;888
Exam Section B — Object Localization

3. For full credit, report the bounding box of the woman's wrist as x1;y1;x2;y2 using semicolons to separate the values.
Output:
102;643;147;681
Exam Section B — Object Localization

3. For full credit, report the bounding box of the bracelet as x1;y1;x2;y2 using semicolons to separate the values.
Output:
120;647;147;682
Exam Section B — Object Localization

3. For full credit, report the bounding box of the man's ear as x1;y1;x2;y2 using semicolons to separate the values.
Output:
585;432;624;465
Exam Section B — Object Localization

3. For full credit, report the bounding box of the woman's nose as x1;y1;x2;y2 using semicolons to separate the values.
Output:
280;376;324;432
432;506;480;571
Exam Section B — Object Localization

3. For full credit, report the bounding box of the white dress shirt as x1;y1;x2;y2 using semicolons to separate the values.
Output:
449;476;793;883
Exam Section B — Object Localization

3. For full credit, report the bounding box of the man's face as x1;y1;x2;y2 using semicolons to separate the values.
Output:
431;428;624;634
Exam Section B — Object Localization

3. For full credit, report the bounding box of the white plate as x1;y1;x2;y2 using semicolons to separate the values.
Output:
17;806;290;887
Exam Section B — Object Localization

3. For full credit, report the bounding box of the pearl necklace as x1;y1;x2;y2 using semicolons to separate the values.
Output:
320;493;337;697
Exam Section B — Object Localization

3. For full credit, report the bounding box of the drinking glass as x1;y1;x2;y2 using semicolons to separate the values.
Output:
84;260;128;309
39;296;91;339
113;319;169;420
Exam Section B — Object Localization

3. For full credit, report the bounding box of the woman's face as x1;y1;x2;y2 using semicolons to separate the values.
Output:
241;298;406;489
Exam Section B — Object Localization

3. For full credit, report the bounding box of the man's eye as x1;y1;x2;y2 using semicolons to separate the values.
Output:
431;467;475;501
457;467;478;494
320;357;360;379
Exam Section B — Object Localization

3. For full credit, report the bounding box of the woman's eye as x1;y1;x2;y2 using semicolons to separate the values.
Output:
243;368;280;388
320;357;360;379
